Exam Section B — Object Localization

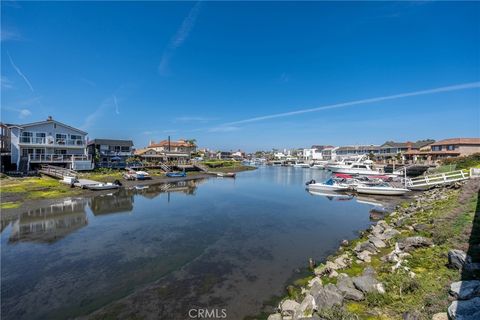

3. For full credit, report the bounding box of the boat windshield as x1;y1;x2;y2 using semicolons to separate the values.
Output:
324;178;334;185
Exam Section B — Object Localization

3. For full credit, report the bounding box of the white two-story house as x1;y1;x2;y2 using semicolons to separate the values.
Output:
9;116;93;171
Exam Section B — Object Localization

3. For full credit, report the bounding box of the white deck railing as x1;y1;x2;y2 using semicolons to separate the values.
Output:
28;154;91;163
406;169;470;189
20;137;85;146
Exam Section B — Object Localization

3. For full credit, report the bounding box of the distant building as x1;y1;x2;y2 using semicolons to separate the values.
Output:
378;140;435;159
8;116;92;171
336;145;380;158
217;151;232;160
148;139;196;154
87;139;134;168
321;146;339;160
405;138;480;163
231;150;245;160
137;138;197;163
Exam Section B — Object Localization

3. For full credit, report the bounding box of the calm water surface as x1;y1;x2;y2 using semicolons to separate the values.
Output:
1;167;388;320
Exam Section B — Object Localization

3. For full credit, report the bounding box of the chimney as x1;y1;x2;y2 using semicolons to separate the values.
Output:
47;116;53;121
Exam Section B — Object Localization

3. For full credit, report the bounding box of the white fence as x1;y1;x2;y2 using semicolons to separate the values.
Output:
406;169;471;190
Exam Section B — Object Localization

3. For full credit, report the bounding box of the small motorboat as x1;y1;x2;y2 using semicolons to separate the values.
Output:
86;183;120;191
305;178;351;192
293;162;310;168
135;171;150;180
353;183;410;196
166;172;187;178
216;172;236;178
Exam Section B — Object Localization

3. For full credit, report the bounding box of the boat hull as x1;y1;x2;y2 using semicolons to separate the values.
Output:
307;183;350;192
355;186;409;195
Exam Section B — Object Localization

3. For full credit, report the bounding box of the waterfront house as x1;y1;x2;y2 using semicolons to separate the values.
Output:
378;140;435;160
405;138;480;163
87;138;134;168
8;116;92;171
1;122;15;172
321;146;339;161
336;145;381;159
146;139;196;163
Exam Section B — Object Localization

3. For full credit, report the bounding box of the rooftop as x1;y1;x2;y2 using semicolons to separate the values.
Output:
430;138;480;146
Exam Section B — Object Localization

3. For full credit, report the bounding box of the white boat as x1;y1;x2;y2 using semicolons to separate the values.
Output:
86;183;120;191
327;158;386;176
353;183;410;196
312;161;329;169
293;161;310;168
306;178;351;192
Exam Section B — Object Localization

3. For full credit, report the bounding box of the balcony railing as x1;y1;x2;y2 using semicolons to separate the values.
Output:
28;154;91;163
99;151;133;156
19;137;85;146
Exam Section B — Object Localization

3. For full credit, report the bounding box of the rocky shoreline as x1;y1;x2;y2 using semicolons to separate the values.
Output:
267;178;480;320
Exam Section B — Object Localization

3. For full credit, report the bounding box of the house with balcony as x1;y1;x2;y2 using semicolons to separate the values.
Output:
9;116;93;171
404;138;480;163
87;138;134;168
378;140;435;160
146;139;197;163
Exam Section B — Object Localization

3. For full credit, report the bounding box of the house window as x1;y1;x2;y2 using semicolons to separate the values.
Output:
22;148;34;156
447;145;455;151
70;134;82;140
121;146;130;152
20;131;33;143
432;146;442;151
54;149;67;155
56;134;67;145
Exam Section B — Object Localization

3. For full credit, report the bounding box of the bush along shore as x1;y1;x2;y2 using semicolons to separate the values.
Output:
266;178;480;320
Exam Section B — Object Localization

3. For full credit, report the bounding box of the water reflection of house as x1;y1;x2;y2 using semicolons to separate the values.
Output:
9;199;88;243
89;191;134;215
136;180;200;199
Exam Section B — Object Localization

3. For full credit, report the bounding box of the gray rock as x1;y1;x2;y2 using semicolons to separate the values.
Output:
352;268;383;294
379;228;400;240
369;236;386;248
447;297;480;320
310;283;344;310
431;312;448;320
357;250;372;263
267;314;282;320
449;280;480;300
413;223;429;232
280;299;300;317
354;241;378;254
403;311;420;320
294;294;316;318
397;236;433;252
309;281;323;297
448;249;471;270
337;274;365;301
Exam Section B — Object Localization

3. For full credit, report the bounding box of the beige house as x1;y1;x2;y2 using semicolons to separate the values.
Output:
405;138;480;163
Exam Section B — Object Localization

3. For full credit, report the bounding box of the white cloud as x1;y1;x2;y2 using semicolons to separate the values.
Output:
1;76;14;89
19;109;32;119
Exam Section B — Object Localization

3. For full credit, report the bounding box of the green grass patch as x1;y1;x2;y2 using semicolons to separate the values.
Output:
0;201;21;209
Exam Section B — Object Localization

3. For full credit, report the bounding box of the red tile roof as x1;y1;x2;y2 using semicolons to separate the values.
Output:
430;138;480;146
148;139;195;148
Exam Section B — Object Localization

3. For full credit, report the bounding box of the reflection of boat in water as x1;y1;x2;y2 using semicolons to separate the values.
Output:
308;190;354;201
8;199;88;243
89;191;134;215
355;195;389;207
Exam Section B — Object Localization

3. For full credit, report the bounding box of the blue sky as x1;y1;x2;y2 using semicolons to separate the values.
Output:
1;1;479;151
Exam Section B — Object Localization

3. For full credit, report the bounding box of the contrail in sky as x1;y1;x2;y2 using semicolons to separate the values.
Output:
221;82;480;126
8;52;34;92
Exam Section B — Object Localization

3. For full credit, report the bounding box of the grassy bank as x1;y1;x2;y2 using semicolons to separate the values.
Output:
0;176;83;208
259;180;479;320
202;160;256;173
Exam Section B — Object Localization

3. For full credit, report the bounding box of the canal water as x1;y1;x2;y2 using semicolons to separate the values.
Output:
1;167;388;320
